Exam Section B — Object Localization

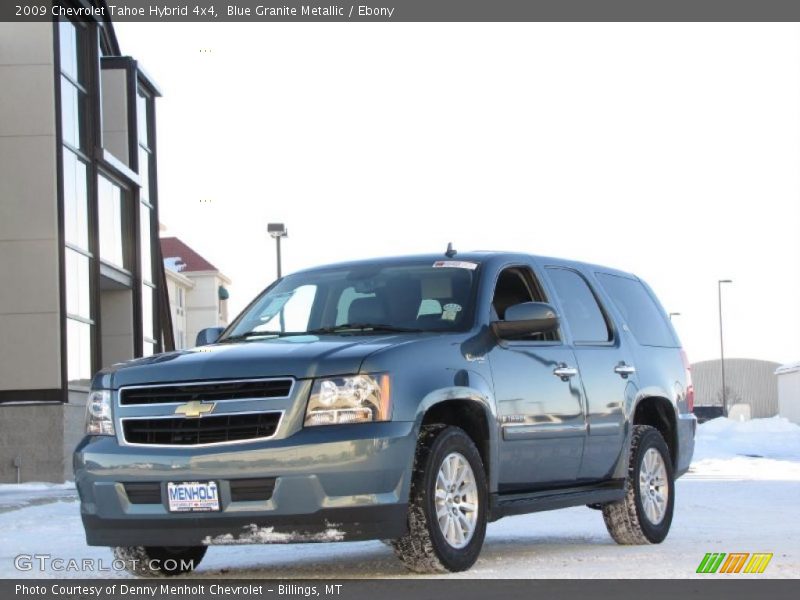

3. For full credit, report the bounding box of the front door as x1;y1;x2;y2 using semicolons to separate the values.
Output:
488;266;587;492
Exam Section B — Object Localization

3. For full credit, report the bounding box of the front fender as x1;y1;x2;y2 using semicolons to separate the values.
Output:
411;371;500;493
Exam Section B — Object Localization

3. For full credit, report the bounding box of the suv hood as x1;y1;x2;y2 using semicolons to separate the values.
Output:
97;334;416;389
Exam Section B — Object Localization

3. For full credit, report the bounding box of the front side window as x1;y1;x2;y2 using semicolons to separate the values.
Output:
546;268;611;344
491;266;558;341
224;262;478;339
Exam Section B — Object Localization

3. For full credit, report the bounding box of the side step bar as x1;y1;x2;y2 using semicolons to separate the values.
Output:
489;479;626;521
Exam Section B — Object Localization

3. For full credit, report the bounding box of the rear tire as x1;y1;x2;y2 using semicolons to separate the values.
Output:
392;425;488;573
602;425;674;544
112;545;207;577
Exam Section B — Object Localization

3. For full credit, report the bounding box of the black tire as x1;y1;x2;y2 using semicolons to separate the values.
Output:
392;425;488;573
112;545;207;577
602;425;675;545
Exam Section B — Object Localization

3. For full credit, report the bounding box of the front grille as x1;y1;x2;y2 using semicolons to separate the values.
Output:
119;379;293;406
230;477;276;502
124;482;161;504
122;412;281;446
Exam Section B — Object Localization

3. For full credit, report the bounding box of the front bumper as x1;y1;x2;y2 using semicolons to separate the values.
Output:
74;421;416;547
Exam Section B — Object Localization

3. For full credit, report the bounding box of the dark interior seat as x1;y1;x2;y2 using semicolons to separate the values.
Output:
347;296;386;324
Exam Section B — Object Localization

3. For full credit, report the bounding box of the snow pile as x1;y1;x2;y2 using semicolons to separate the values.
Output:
689;416;800;480
0;481;74;493
203;524;345;545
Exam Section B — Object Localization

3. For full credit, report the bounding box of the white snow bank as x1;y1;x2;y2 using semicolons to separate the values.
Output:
694;416;800;460
0;481;75;492
204;524;345;545
689;417;800;481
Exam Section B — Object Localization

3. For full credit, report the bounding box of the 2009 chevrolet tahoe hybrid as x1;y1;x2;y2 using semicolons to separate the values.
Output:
74;251;696;576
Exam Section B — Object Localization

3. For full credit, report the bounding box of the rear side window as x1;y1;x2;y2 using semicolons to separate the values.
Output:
595;273;677;347
546;268;611;344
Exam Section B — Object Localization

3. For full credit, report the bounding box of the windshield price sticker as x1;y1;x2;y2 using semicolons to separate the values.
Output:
432;260;478;270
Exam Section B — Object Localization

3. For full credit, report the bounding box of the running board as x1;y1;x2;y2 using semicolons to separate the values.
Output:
489;480;625;521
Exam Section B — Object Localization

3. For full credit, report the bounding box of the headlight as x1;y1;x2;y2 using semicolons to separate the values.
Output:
305;374;391;426
85;390;115;436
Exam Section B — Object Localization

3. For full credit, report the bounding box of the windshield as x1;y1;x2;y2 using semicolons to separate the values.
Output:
223;261;479;339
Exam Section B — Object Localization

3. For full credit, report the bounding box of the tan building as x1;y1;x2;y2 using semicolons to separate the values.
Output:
161;237;231;349
692;358;781;418
0;3;173;482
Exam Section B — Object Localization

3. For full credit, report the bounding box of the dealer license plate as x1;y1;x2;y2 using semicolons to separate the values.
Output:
167;481;220;512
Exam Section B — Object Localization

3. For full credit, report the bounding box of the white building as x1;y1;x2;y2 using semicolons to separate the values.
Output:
776;362;800;425
161;237;231;349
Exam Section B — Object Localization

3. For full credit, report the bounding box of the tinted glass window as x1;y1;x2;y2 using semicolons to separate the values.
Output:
255;285;318;333
546;268;610;343
491;267;558;341
596;273;677;347
226;262;478;337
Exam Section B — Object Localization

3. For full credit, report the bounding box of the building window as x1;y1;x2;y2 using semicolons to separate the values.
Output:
139;201;152;283
65;250;91;319
60;18;94;388
58;20;87;152
63;151;89;249
66;319;92;383
141;283;155;356
97;174;128;269
137;84;157;355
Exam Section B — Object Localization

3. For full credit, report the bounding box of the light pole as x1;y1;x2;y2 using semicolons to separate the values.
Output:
718;279;733;417
668;312;681;321
267;223;288;278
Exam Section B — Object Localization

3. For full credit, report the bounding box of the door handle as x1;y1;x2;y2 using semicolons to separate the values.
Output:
553;363;578;381
614;362;636;378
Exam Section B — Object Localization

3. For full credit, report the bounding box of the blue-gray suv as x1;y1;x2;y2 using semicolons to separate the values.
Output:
74;251;696;575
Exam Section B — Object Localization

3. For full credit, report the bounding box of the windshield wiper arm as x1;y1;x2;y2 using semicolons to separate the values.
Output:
306;323;424;334
221;330;303;342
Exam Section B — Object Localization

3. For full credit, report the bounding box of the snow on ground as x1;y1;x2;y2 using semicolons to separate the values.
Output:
1;417;799;579
0;482;76;513
689;416;800;480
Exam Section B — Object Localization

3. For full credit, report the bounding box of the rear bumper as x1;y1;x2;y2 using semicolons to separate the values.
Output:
74;421;416;547
675;412;696;477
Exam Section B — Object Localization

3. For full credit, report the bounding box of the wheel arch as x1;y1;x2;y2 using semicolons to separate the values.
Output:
631;395;678;468
415;392;497;492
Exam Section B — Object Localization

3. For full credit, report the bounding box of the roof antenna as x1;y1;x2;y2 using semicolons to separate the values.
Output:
445;242;457;258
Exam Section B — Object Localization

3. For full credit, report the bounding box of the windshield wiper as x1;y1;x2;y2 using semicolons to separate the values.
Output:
306;323;424;334
220;330;305;342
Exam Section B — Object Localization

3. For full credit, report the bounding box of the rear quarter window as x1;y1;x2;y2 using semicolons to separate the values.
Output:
595;273;678;347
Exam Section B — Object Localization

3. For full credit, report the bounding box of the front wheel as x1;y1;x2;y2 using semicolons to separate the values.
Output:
392;425;488;573
112;545;207;577
602;425;675;544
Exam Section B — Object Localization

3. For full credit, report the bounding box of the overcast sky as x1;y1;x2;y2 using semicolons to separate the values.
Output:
114;23;800;364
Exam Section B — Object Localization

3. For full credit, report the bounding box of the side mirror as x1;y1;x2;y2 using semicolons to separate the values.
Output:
491;302;560;338
195;327;225;347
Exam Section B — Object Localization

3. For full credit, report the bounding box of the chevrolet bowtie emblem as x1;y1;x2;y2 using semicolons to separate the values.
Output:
174;400;215;418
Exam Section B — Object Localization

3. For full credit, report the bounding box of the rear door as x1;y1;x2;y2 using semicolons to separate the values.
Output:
543;266;635;481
